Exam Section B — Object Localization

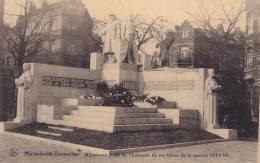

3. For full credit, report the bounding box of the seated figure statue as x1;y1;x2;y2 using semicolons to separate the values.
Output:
14;63;33;122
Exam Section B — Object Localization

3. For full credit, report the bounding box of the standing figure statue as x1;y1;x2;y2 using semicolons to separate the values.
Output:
121;14;142;65
14;63;33;122
102;13;120;64
204;69;221;129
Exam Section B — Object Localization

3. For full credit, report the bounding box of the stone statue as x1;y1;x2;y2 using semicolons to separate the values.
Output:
102;13;142;65
205;69;220;94
14;63;33;122
204;69;221;129
102;13;120;64
121;14;142;65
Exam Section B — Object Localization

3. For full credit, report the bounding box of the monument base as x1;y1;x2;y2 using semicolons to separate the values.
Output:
206;128;237;140
0;122;30;132
13;117;27;122
102;63;140;92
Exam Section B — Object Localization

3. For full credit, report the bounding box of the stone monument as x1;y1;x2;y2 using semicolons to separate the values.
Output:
14;63;33;122
102;13;142;65
204;69;221;129
102;13;119;64
120;14;142;65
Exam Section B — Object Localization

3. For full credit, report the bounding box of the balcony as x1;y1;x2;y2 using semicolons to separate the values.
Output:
177;57;193;68
244;52;260;80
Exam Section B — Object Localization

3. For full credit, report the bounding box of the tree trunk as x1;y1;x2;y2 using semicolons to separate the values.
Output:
17;60;23;77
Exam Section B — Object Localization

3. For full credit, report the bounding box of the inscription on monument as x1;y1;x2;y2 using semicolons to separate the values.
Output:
144;80;195;90
42;76;95;89
122;81;136;90
104;80;116;88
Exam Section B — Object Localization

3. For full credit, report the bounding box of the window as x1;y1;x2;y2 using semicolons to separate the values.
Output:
180;47;189;59
182;30;189;39
49;21;56;31
246;53;255;68
49;40;55;52
6;57;12;69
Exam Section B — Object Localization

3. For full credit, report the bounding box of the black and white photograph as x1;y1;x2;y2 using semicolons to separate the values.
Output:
0;0;259;162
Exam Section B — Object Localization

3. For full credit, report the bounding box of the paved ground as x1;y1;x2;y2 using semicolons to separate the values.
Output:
0;133;258;163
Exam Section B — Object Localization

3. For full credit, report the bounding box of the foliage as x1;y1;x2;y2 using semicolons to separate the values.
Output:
145;96;165;105
101;83;166;107
101;83;135;107
132;93;148;102
96;81;109;96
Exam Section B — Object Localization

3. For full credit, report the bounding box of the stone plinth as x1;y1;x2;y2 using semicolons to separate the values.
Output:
101;63;140;92
140;53;152;70
90;53;103;70
0;122;30;132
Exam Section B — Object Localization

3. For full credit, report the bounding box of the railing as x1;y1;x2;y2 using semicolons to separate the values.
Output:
177;57;193;67
245;52;260;71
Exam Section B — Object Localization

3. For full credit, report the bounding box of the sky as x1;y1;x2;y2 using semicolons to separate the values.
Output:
2;0;246;54
3;0;246;30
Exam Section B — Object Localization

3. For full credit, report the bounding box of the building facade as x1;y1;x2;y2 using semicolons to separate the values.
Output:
0;0;4;68
2;0;100;72
244;0;260;123
156;20;244;69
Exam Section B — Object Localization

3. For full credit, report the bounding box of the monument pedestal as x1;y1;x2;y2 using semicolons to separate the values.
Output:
101;63;140;92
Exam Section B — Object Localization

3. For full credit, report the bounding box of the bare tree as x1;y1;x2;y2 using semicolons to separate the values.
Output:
3;0;56;76
185;0;244;70
92;14;172;54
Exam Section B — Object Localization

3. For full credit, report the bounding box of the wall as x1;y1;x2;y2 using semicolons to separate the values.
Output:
139;67;207;127
29;63;101;121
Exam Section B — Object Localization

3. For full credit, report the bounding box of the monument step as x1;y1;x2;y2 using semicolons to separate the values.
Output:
44;120;176;133
115;113;165;118
77;106;158;113
48;126;74;132
63;115;172;125
51;120;114;132
62;115;115;124
116;118;172;125
113;123;176;132
36;130;62;137
70;110;164;118
60;98;102;106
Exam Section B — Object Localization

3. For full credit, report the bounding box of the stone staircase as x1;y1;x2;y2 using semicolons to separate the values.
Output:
36;98;178;133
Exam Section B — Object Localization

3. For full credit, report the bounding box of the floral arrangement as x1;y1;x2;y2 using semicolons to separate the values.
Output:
132;93;148;102
145;96;166;105
101;83;135;107
79;94;103;100
96;81;109;96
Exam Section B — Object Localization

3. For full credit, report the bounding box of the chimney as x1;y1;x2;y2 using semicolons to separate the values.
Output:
41;0;48;8
30;2;37;12
217;24;224;34
184;20;189;24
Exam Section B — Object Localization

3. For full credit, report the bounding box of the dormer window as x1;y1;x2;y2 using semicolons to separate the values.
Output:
182;30;189;39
